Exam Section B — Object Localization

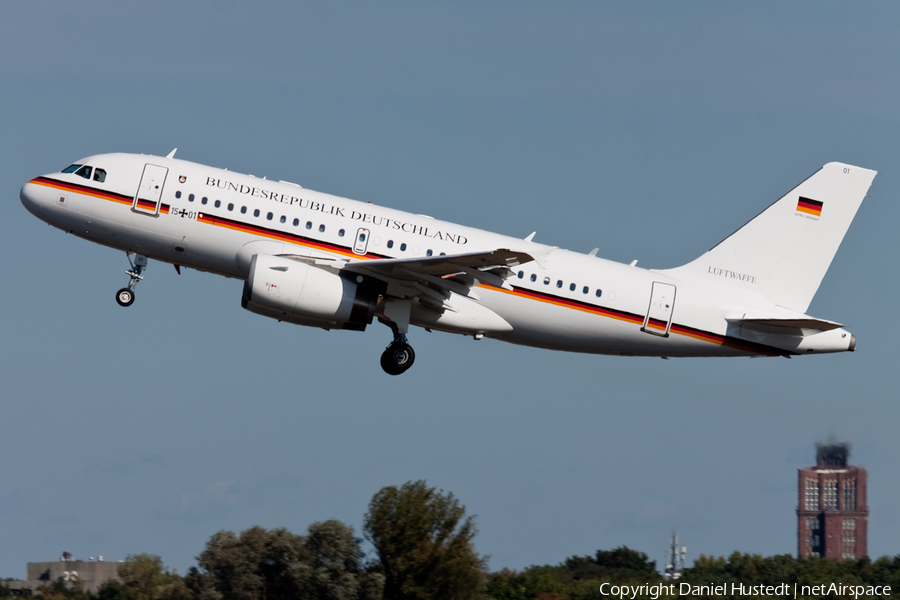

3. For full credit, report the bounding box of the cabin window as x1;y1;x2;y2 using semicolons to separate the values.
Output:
400;243;407;251
569;283;576;291
266;212;273;220
426;249;433;256
188;193;194;202
74;165;92;179
253;209;260;217
318;224;325;232
62;164;81;173
293;218;299;226
518;271;524;279
280;215;286;223
214;200;221;208
306;221;312;229
440;252;446;256
175;191;181;199
338;229;345;237
201;197;208;205
93;169;107;182
595;289;602;297
241;206;247;214
582;286;589;294
387;240;394;249
227;203;234;211
530;274;537;282
201;196;207;203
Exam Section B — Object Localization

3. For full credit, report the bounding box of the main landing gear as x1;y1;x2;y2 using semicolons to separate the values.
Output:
381;333;416;376
116;253;148;307
379;298;415;375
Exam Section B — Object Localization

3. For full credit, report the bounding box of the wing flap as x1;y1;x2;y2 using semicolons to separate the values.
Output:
344;248;533;294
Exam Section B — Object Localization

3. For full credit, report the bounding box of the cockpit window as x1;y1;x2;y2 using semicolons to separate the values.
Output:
62;164;81;173
93;168;107;183
74;165;92;179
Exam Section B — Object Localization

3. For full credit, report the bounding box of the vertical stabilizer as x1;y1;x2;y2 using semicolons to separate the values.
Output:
669;162;875;313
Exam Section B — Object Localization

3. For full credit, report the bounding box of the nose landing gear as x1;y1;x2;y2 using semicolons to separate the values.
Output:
116;253;148;307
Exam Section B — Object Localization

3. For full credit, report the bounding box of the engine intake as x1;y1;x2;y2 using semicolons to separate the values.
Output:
241;254;378;330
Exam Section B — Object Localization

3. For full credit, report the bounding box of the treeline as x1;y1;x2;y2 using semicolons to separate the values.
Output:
2;481;898;600
488;551;900;599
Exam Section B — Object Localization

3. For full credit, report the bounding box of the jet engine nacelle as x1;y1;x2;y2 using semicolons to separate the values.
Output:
241;254;378;330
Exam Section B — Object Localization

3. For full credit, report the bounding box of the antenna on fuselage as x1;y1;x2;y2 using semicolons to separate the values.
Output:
166;148;177;159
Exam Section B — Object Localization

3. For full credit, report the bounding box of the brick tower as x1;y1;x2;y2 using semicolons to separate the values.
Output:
797;443;868;559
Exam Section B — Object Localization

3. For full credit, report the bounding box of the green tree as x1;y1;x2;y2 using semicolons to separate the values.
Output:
485;566;567;600
187;523;378;600
97;554;189;600
679;552;900;599
33;578;92;600
364;480;487;600
189;526;306;600
562;546;660;585
299;520;383;600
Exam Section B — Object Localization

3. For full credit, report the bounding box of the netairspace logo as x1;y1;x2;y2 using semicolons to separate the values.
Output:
598;582;892;599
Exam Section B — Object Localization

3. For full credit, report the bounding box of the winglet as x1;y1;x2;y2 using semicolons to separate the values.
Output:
524;232;536;242
166;148;178;159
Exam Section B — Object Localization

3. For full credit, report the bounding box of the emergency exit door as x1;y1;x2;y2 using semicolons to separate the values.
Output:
133;164;168;215
353;228;370;255
641;282;676;337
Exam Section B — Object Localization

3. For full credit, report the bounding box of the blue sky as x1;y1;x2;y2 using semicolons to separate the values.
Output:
1;1;898;577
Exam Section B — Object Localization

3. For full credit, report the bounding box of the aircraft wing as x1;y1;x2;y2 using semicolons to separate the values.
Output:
343;249;533;299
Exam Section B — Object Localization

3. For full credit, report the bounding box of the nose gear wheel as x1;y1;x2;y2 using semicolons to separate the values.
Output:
116;288;135;306
116;252;147;307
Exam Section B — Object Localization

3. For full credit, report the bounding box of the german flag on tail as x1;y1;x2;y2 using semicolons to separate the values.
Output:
797;196;823;217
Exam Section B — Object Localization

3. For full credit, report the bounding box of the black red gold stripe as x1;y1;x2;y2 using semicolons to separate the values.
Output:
33;177;171;214
490;284;788;356
797;197;823;216
195;212;388;260
33;176;789;356
34;176;134;206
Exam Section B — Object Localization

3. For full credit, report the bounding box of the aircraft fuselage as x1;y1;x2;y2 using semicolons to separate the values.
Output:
21;152;869;373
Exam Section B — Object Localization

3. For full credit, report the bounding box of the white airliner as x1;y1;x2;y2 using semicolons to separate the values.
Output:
20;151;875;374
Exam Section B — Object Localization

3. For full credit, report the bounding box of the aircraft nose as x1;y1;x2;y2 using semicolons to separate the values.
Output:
20;180;44;216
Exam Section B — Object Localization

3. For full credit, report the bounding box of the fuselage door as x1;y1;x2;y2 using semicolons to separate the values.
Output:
133;163;168;215
641;282;676;337
353;228;370;255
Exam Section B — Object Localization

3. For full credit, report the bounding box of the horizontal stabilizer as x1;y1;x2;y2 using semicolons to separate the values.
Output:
726;314;844;338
